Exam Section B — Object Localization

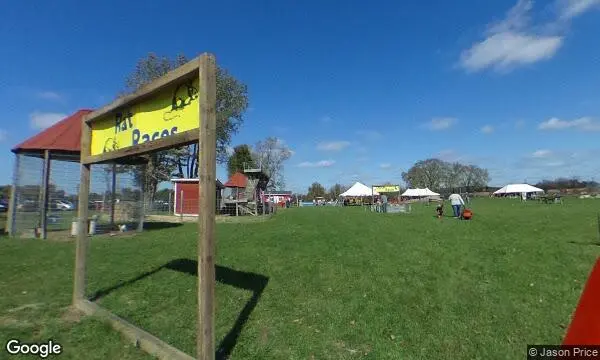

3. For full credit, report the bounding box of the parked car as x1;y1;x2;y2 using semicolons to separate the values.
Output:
0;199;8;212
17;200;37;212
55;200;74;211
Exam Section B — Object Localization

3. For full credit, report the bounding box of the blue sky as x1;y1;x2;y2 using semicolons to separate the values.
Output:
1;0;600;194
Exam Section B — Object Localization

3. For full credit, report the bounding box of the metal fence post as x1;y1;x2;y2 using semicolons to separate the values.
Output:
7;154;20;237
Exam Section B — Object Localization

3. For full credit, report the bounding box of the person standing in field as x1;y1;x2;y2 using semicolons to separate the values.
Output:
448;193;465;218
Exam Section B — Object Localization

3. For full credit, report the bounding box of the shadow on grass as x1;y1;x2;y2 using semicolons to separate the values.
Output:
568;241;600;246
143;222;183;231
89;258;269;360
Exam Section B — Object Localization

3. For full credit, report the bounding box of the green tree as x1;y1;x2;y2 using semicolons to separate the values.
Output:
306;182;326;201
328;183;348;199
227;144;255;177
0;185;9;200
122;52;249;201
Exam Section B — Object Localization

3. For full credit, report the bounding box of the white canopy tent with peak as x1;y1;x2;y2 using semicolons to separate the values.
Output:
340;182;379;197
493;184;544;195
401;188;440;197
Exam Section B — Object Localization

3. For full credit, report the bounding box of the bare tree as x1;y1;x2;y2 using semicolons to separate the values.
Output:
401;159;448;190
253;137;292;190
402;158;490;192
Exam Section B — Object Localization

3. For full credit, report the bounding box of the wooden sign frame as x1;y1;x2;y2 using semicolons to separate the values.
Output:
73;53;217;360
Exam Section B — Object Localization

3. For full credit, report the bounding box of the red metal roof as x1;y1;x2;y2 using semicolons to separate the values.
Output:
224;172;247;188
12;109;94;154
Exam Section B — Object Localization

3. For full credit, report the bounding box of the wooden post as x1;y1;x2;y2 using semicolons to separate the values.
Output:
6;154;19;236
137;164;145;232
197;53;217;360
110;163;117;228
371;186;374;212
39;150;51;239
73;120;92;304
180;190;184;221
168;187;172;215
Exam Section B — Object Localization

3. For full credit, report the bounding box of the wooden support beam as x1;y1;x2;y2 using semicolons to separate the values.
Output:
137;164;146;232
39;150;51;239
81;129;199;165
197;53;217;360
84;58;201;125
110;163;117;228
73;119;92;304
75;300;194;360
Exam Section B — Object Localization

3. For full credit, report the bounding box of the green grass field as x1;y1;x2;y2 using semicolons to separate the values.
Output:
1;198;600;359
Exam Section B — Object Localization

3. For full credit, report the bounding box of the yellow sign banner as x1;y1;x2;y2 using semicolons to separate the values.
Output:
373;185;400;193
90;77;200;156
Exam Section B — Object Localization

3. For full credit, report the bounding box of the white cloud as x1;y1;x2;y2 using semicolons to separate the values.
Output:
460;32;563;72
317;141;351;151
459;0;564;72
380;163;392;169
558;0;600;19
538;117;600;131
532;149;552;158
515;148;600;180
0;129;6;142
425;117;457;131
226;146;235;156
36;91;63;101
481;125;495;134
29;111;67;130
297;160;335;168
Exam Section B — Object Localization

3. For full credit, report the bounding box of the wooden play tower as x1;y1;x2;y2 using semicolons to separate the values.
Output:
227;161;269;216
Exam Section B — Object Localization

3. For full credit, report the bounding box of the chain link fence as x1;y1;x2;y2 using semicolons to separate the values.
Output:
89;163;144;233
9;152;144;238
11;153;44;236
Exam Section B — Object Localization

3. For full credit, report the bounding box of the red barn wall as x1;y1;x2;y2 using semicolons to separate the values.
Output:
173;181;222;215
174;182;200;215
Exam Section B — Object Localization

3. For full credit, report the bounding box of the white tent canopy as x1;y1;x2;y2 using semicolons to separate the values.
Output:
340;182;378;197
401;188;440;197
493;183;544;194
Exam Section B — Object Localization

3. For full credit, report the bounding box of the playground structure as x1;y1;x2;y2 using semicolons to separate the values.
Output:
222;162;270;216
6;110;143;239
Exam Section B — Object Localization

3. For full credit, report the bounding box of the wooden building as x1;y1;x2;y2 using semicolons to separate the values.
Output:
171;178;224;216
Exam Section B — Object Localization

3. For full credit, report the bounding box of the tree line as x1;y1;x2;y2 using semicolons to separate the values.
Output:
534;178;599;191
401;158;490;193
